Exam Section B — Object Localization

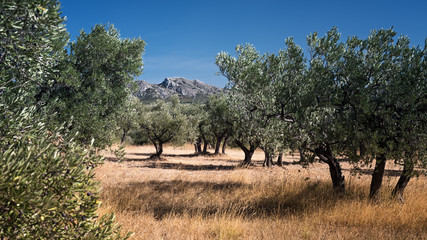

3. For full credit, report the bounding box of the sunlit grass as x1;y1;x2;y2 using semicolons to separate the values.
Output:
97;145;427;239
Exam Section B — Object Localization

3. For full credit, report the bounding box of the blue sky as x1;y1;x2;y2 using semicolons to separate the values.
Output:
60;0;426;87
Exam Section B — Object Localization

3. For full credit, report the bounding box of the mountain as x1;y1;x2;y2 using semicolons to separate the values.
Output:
132;77;224;103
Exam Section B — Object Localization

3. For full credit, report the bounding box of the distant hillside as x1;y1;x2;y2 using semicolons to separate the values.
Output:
132;77;224;103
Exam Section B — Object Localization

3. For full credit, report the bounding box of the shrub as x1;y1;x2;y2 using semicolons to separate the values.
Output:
0;94;130;239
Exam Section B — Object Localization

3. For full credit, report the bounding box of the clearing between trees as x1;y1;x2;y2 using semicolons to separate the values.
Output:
97;144;427;240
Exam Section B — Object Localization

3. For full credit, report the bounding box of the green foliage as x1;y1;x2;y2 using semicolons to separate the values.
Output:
202;94;233;151
216;27;426;191
113;145;127;163
128;129;149;145
180;102;205;145
44;24;145;148
216;45;288;163
116;96;144;145
1;0;132;238
0;94;130;239
0;0;68;102
138;96;190;158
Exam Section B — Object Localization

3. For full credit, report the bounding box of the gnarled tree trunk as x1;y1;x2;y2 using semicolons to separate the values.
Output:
235;140;257;167
194;136;202;154
315;144;345;192
392;158;414;202
277;153;283;166
201;134;208;155
222;135;229;154
120;128;128;145
369;153;387;199
150;141;163;159
261;146;274;167
214;136;223;155
263;151;274;167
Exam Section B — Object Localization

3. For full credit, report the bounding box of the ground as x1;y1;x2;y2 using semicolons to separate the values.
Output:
96;144;427;240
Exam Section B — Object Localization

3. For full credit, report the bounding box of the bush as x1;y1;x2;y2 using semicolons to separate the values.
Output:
0;94;130;239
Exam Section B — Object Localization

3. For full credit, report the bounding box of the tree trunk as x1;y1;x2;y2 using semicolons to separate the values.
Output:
194;137;202;154
214;136;223;155
120;128;128;145
392;158;414;202
197;140;202;153
298;140;308;162
315;145;345;192
151;141;163;159
222;135;229;154
242;150;254;166
327;159;345;192
263;150;274;167
202;136;208;154
235;140;256;167
369;153;387;199
277;153;283;166
359;142;366;158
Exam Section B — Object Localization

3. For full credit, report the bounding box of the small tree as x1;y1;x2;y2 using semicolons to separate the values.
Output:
204;94;233;155
116;96;143;145
227;93;264;166
216;45;267;166
138;97;189;159
180;102;204;154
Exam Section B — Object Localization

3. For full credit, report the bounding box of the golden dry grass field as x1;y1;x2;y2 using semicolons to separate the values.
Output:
97;144;427;240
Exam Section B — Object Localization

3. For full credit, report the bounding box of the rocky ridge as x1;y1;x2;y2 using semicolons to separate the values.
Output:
133;77;223;102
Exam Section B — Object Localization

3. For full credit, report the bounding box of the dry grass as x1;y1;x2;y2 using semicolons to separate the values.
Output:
97;144;427;240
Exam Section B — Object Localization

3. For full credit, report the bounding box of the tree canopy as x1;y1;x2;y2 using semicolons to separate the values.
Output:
215;27;426;198
0;0;137;238
138;96;190;159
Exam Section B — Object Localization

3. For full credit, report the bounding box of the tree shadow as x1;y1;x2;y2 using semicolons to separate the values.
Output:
228;159;302;167
144;162;236;171
104;179;351;220
104;157;152;162
127;152;209;158
347;168;403;177
126;152;152;156
163;153;200;158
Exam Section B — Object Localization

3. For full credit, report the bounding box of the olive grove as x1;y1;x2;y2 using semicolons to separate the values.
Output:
216;28;426;197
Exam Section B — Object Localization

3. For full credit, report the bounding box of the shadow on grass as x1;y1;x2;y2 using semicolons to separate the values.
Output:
163;153;200;158
105;157;152;162
103;179;356;220
121;152;215;158
347;168;403;177
126;152;152;156
145;162;236;171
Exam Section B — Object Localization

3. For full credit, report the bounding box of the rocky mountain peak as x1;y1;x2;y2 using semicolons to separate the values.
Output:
133;77;224;103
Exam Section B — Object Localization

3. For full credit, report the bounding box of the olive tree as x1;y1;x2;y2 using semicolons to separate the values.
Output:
180;102;205;154
340;29;427;199
203;94;233;155
0;0;68;101
138;96;189;159
216;45;269;166
291;28;351;192
216;43;301;167
116;96;143;145
0;0;129;238
299;28;426;196
42;24;145;148
0;97;129;239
